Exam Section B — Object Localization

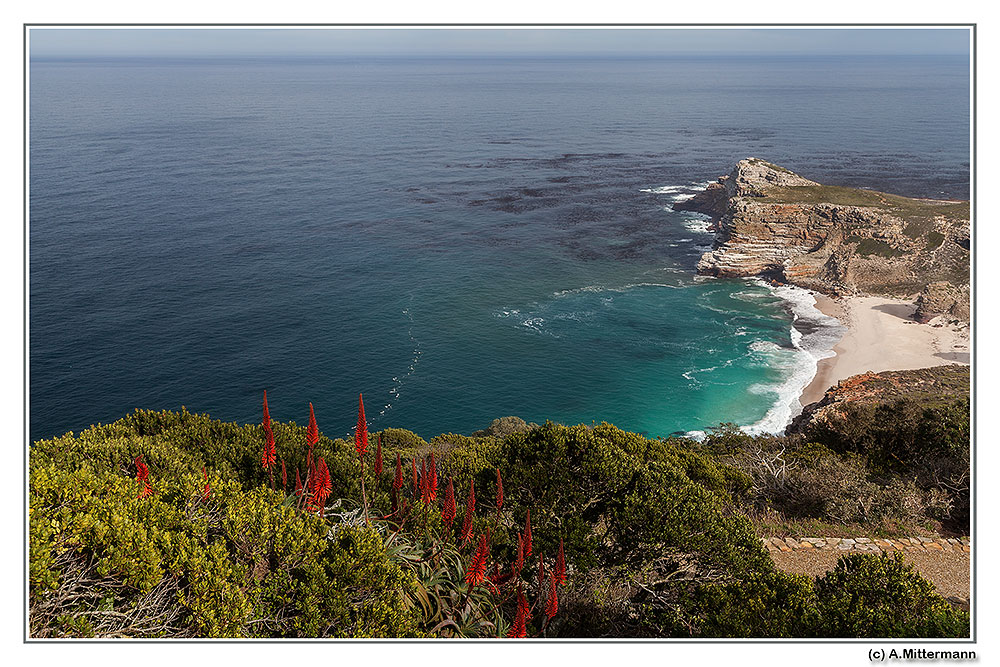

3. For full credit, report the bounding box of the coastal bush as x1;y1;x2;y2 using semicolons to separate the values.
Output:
686;552;968;638
813;553;969;638
477;422;766;574
377;427;428;452
844;236;906;258
926;231;946;250
703;424;965;532
688;569;820;637
29;399;968;639
29;440;420;637
471;416;536;438
805;396;970;530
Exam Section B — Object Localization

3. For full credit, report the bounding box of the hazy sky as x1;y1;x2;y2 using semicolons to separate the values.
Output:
29;27;971;58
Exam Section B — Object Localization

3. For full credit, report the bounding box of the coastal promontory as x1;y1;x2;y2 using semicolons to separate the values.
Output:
680;158;970;315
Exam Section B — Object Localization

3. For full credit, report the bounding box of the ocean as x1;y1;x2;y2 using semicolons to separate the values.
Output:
28;54;970;442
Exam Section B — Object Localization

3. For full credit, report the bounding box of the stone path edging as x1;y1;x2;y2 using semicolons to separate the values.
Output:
763;536;971;554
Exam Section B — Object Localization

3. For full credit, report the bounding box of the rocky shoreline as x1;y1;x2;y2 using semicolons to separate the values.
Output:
796;295;970;410
677;158;970;322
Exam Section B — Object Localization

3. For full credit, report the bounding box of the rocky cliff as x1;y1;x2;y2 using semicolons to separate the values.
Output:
680;159;970;310
914;281;971;323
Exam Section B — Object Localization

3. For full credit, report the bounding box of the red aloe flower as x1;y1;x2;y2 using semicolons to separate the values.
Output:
555;537;567;586
262;430;276;470
507;587;528;638
134;455;152;498
202;466;210;500
411;458;419;498
419;458;428;504
308;457;332;511
281;459;287;489
465;534;489;587
306;403;319;451
495;468;503;514
537;552;546;594
460;479;476;543
442;477;457;528
374;433;383;477
393;453;404;490
355;393;368;458
321;457;333;497
263;389;271;426
546;572;558;619
512;531;525;576
261;391;275;469
310;460;324;502
134;455;147;479
523;509;533;559
314;458;325;497
427;454;438;502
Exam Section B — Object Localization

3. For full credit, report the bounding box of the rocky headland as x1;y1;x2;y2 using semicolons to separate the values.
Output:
679;158;970;316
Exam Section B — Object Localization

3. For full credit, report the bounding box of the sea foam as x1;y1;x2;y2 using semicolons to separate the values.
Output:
640;181;714;203
742;281;846;435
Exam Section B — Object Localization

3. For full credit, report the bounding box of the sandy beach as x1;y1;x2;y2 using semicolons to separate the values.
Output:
799;295;970;406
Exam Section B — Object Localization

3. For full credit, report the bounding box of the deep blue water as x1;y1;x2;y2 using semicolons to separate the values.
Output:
29;55;970;441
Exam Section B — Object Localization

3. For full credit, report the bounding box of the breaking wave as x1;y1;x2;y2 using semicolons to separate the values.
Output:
741;282;846;435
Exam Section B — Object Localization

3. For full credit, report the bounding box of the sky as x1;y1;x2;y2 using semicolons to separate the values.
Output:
28;27;972;58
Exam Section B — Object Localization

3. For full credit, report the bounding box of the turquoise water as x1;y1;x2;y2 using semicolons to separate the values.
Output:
29;55;968;440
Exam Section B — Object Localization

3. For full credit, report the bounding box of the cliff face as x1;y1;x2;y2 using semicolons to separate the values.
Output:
914;281;971;323
681;159;970;306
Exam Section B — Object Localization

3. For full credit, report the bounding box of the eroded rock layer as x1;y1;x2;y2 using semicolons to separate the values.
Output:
682;159;970;309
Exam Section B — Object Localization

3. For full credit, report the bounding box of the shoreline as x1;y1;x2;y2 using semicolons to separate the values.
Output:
798;294;970;407
743;282;846;435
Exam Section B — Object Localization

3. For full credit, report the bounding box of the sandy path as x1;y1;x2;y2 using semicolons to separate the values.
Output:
800;295;970;406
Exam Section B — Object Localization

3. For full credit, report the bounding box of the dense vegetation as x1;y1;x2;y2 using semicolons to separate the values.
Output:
703;397;970;539
29;393;969;639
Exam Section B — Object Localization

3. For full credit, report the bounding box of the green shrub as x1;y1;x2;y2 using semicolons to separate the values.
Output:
805;396;970;530
690;569;819;637
814;553;969;637
476;422;768;576
688;553;967;638
377;428;428;453
845;236;906;258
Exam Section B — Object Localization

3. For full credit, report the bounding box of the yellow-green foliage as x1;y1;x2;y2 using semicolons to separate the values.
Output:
379;427;428;453
29;413;420;638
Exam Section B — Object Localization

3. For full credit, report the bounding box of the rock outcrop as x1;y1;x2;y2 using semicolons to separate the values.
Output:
786;365;970;435
682;159;970;314
914;281;971;323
